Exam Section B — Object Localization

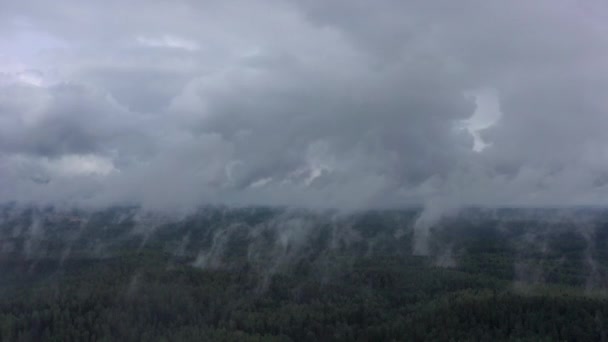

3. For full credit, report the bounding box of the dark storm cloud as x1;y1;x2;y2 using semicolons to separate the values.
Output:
1;0;608;209
0;83;150;158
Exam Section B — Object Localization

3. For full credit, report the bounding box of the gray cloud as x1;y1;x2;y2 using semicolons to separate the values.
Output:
1;0;608;209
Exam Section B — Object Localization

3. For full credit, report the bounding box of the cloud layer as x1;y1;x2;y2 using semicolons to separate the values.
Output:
2;0;608;209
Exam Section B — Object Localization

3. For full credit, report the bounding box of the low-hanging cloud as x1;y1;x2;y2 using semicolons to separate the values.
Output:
1;0;608;210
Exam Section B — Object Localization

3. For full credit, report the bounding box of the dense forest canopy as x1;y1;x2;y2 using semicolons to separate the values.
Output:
1;206;608;341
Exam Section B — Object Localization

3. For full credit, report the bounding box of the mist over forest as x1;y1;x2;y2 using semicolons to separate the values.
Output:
2;205;608;340
3;0;608;340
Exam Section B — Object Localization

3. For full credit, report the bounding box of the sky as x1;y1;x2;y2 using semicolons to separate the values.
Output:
1;0;608;210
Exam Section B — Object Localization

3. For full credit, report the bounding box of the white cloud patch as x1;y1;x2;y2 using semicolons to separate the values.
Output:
136;35;199;51
46;154;117;176
461;88;502;152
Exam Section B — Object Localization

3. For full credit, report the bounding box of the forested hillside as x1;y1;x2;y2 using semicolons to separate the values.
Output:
1;206;608;341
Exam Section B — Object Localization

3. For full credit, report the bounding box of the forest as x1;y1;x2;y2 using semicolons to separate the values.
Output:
1;206;608;341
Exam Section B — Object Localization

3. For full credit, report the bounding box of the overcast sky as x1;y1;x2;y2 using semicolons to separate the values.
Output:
1;0;608;210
